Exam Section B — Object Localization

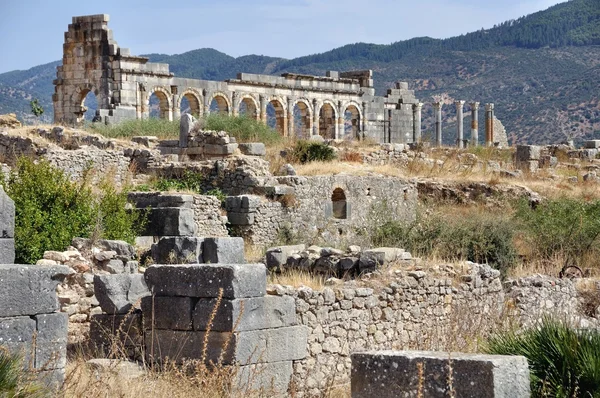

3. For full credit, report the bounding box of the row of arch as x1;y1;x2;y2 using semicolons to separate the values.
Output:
78;86;364;140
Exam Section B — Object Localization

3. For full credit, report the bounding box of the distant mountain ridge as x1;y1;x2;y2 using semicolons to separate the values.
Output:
1;0;599;144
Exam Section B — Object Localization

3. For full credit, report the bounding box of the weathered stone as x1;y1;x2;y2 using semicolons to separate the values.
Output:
0;316;35;366
86;358;146;379
127;192;194;209
516;145;541;161
227;212;255;226
94;274;149;314
34;313;68;369
179;113;196;148
0;238;15;263
192;295;296;332
104;259;126;274
584;140;600;149
144;264;266;299
0;265;71;317
143;208;196;237
204;143;238;156
266;244;306;272
150;237;203;264
238;143;266;156
89;313;143;348
236;360;293;395
202;237;245;264
351;351;530;398
359;248;404;272
146;325;307;365
0;185;14;238
141;296;195;330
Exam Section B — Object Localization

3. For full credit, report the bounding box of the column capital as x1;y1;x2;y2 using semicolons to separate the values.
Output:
413;102;423;110
470;101;480;110
454;100;465;107
432;101;442;110
485;103;494;111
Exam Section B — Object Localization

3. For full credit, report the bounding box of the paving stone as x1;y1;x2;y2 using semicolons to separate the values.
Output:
193;295;296;332
351;350;530;398
144;264;266;299
202;237;245;264
0;265;71;317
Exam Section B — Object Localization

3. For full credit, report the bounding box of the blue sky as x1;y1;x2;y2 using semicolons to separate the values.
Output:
0;0;564;74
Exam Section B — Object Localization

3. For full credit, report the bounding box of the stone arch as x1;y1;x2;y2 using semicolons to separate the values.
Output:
147;86;172;120
239;94;259;119
331;187;347;219
209;91;231;115
265;96;287;135
319;100;338;139
72;84;100;123
343;101;363;140
292;98;313;139
177;88;203;117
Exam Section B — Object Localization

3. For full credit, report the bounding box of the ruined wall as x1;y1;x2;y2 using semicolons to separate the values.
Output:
191;195;229;237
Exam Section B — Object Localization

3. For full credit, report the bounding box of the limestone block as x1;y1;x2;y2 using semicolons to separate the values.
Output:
145;264;266;299
179;113;196;148
204;143;238;156
193;295;296;332
89;313;143;348
0;185;14;238
143;207;196;236
264;185;295;196
146;325;307;365
238;143;266;156
128;192;194;209
0;239;15;264
516;145;541;161
202;237;245;264
94;274;149;314
359;248;405;272
236;361;293;396
584;140;600;149
227;212;255;226
351;351;530;398
224;195;261;212
0;316;35;366
517;160;539;174
266;244;306;271
0;265;71;317
141;296;195;330
150;236;203;264
34;313;68;369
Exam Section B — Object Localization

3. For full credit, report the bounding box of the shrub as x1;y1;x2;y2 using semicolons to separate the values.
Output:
201;114;282;146
0;347;47;397
87;118;179;139
515;198;600;267
153;170;204;193
291;140;336;164
485;318;600;397
1;158;145;264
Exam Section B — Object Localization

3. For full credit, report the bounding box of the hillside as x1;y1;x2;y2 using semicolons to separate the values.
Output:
1;0;598;143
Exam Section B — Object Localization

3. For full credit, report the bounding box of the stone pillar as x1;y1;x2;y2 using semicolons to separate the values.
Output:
232;92;239;117
470;102;480;146
203;90;210;115
485;103;494;147
362;102;368;140
287;97;294;138
433;101;442;147
313;99;320;137
455;100;465;148
173;94;181;120
259;95;267;124
412;102;422;143
337;101;344;140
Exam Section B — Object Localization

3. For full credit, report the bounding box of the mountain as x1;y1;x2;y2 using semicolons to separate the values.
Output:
1;0;598;143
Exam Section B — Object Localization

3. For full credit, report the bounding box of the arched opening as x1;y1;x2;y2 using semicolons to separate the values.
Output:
149;90;170;119
293;101;311;139
239;97;258;119
267;99;286;135
344;105;361;140
210;95;229;115
81;90;99;122
331;188;347;219
180;92;201;117
319;102;336;139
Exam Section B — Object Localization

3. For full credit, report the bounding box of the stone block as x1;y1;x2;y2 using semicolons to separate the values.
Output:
516;160;539;174
204;143;238;156
227;212;255;226
351;350;530;398
146;325;307;365
264;185;295;196
143;208;196;236
179;113;196;148
0;238;15;264
0;185;14;238
265;244;306;271
0;265;71;317
89;313;143;348
359;248;404;272
224;195;261;212
94;274;149;314
193;295;296;332
151;237;203;264
0;316;35;366
236;360;293;396
516;145;541;161
584;140;600;149
127;192;194;209
238;143;266;156
145;264;266;299
34;313;68;369
202;237;245;264
141;296;195;330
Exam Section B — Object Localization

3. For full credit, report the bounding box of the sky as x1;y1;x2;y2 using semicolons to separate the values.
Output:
0;0;565;74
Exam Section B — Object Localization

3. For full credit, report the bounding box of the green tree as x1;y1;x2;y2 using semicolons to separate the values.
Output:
29;98;44;118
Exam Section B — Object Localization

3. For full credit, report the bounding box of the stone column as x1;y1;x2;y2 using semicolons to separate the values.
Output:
173;94;181;120
485;103;494;147
287;97;294;138
412;102;422;143
433;101;442;147
362;102;368;140
455;100;465;148
259;95;267;124
231;92;239;117
337;101;345;140
470;102;480;146
313;99;320;137
203;90;210;115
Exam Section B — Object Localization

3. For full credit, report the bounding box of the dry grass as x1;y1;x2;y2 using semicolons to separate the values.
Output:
268;269;326;290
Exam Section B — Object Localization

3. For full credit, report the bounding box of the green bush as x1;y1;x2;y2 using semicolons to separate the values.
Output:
291;140;336;164
1;158;145;264
153;170;204;193
0;347;48;397
515;198;600;266
485;318;600;397
202;114;282;146
371;207;518;274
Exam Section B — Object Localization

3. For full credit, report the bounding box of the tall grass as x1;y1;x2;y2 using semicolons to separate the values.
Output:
200;114;282;146
0;347;48;397
485;318;600;398
86;119;179;139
